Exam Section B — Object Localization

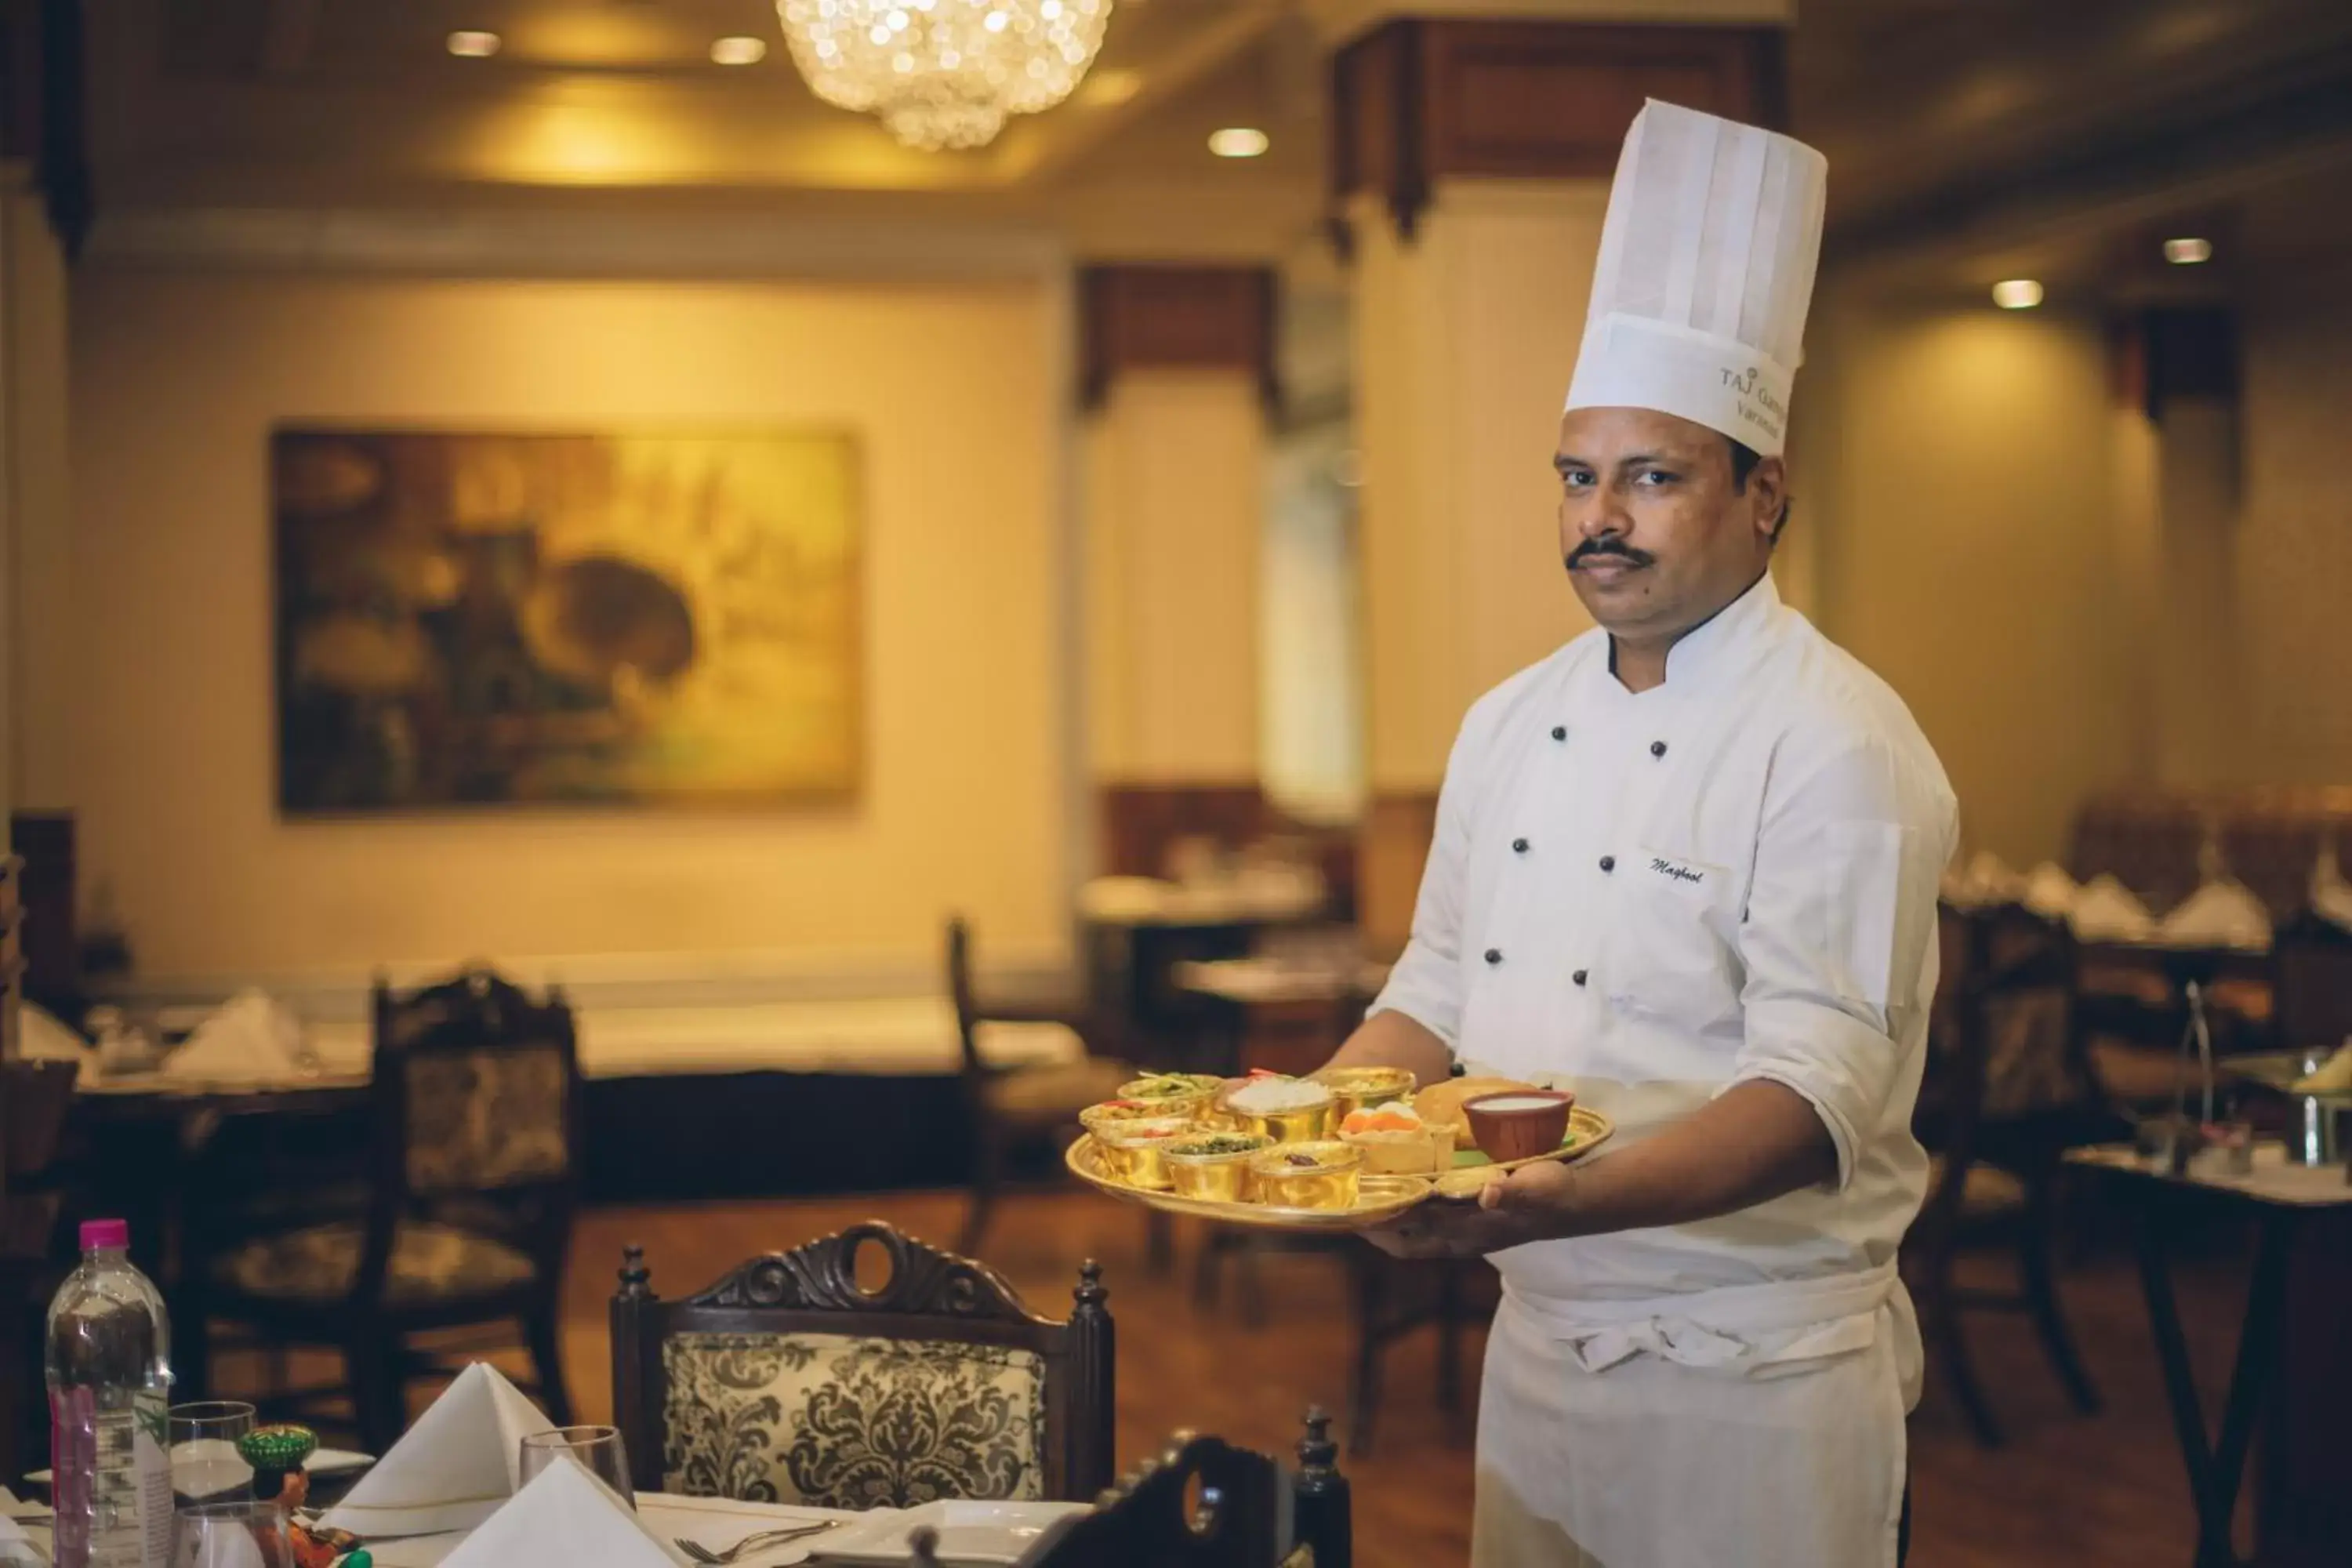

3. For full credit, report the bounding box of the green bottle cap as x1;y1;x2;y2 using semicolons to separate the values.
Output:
343;1552;373;1568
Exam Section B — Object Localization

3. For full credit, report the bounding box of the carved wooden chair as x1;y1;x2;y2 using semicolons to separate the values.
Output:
1905;902;2103;1448
949;918;1131;1256
611;1222;1116;1510
191;966;582;1450
994;1410;1352;1568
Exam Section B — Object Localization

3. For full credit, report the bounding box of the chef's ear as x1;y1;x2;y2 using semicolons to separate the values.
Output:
1746;457;1790;546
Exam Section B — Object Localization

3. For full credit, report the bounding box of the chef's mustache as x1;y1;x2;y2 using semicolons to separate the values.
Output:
1566;536;1656;571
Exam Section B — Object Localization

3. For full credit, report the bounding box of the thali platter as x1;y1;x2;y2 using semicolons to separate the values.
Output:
1065;1137;1434;1232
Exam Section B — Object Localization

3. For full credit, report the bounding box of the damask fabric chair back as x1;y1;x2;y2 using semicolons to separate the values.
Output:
377;968;579;1201
2271;910;2352;1054
611;1222;1116;1512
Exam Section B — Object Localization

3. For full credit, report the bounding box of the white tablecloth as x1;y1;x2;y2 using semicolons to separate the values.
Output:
365;1494;866;1567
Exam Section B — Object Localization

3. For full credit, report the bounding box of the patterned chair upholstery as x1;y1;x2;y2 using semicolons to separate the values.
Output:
194;967;582;1450
659;1330;1047;1508
612;1223;1114;1508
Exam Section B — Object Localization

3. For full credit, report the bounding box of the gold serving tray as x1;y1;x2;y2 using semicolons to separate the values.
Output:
1429;1105;1615;1200
1065;1137;1434;1232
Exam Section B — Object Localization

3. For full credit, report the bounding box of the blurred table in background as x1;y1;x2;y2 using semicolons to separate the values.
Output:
1076;870;1332;1069
1174;953;1387;1078
2069;1144;2352;1567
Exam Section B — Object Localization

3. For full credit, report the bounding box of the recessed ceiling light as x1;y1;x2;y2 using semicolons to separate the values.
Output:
1208;127;1269;159
446;31;501;58
2163;237;2213;265
710;35;768;66
1991;278;2044;310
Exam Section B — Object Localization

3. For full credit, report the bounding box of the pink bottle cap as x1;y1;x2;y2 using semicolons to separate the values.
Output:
79;1219;131;1251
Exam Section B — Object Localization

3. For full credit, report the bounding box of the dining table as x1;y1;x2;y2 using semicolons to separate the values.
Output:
2;1486;1084;1566
2067;1142;2352;1568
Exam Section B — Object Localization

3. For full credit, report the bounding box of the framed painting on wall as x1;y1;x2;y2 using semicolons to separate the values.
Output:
272;427;861;813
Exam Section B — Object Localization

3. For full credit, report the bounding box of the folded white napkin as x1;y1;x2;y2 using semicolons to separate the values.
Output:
2156;877;2272;953
2021;862;2082;920
2311;845;2352;933
439;1454;684;1568
18;1003;93;1065
0;1502;35;1568
321;1363;553;1537
2069;875;2155;943
1942;849;2027;909
165;989;306;1082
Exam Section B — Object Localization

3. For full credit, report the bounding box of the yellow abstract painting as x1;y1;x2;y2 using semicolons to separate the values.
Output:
274;427;860;811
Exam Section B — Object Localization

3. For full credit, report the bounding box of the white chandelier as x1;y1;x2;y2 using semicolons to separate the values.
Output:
776;0;1114;151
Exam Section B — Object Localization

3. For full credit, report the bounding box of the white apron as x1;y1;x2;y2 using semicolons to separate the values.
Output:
1471;1266;1916;1568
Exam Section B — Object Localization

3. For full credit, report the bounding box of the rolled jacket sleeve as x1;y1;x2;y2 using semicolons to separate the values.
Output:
1367;716;1486;1053
1734;729;1954;1189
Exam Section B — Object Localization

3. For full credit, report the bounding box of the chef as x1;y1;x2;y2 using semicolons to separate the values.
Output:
1327;100;1957;1567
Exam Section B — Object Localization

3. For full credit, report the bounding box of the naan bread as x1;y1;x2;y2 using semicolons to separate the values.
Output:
1412;1076;1557;1149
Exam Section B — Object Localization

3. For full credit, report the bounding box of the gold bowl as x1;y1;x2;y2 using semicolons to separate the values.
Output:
1247;1140;1365;1210
1091;1116;1196;1189
1313;1065;1417;1121
1080;1099;1175;1137
1113;1074;1219;1123
1162;1132;1275;1202
1218;1080;1338;1145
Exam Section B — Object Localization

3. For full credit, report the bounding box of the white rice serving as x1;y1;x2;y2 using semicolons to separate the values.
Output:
1228;1076;1334;1114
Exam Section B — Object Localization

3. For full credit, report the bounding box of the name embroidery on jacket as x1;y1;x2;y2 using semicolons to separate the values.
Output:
1648;856;1706;887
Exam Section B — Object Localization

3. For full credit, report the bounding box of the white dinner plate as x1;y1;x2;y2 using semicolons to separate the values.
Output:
817;1501;1087;1566
21;1448;375;1489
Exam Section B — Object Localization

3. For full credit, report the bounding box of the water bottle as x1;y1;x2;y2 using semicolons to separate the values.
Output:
46;1219;174;1568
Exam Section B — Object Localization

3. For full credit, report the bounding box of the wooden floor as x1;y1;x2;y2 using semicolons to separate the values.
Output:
223;1185;2259;1568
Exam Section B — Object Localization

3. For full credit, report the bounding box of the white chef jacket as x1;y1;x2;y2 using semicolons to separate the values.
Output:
1373;567;1955;1325
1374;572;1954;1566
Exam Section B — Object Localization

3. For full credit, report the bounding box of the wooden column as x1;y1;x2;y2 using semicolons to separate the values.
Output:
1329;15;1787;951
1079;265;1279;879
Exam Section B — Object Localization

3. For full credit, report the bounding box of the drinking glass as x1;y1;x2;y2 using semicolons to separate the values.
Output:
169;1402;258;1506
517;1426;636;1511
172;1498;293;1568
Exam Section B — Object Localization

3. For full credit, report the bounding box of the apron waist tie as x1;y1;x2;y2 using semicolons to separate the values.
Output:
1503;1259;1900;1376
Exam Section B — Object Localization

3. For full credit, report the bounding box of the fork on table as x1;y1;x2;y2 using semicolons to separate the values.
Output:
673;1519;843;1563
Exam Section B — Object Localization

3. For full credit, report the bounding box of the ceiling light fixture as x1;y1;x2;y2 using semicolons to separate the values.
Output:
775;0;1114;151
446;30;502;58
1991;278;2044;310
1208;127;1269;159
2162;237;2213;265
712;35;769;65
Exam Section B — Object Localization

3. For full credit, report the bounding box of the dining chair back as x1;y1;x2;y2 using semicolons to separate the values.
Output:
612;1222;1116;1510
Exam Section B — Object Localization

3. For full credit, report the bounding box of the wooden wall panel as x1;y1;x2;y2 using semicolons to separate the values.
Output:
1078;267;1279;409
1330;19;1787;241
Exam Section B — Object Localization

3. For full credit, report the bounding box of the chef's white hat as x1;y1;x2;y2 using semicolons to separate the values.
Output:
1564;100;1828;458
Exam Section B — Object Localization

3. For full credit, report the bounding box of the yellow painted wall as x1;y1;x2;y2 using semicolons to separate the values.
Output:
2230;281;2352;784
1354;182;1607;793
1083;368;1261;783
1809;299;2136;865
3;180;73;814
69;271;1068;978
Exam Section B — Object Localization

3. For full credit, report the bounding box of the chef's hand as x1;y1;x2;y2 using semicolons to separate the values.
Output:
1363;1160;1584;1258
